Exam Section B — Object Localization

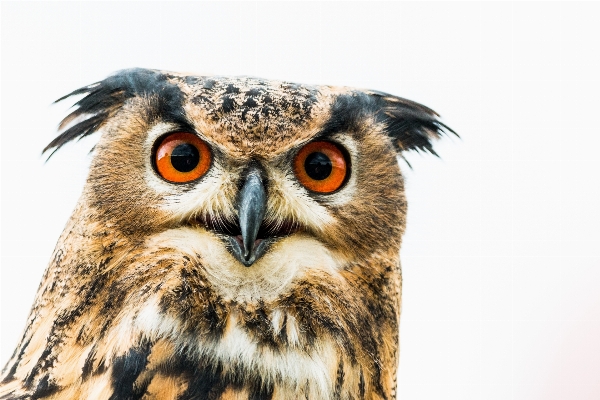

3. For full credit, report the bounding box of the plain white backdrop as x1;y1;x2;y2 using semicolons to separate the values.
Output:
2;2;600;399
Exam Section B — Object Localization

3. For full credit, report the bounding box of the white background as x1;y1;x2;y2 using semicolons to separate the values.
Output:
2;2;600;399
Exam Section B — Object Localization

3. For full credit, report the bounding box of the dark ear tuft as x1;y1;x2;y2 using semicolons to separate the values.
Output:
368;90;457;162
44;68;184;157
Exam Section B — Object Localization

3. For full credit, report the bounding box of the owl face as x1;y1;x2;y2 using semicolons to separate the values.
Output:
46;69;450;303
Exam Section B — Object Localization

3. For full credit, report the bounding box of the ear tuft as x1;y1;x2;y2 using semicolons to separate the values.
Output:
368;90;457;161
44;68;184;158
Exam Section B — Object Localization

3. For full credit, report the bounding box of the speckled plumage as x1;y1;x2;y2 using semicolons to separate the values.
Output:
0;69;453;400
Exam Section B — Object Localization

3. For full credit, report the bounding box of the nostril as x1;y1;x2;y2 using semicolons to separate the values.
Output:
234;234;264;258
234;235;244;248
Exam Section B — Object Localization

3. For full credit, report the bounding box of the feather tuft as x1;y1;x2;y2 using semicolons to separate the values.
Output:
44;68;186;157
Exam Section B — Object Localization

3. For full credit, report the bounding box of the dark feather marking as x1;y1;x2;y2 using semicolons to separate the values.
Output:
241;303;276;347
0;394;30;400
320;92;456;165
44;113;107;159
202;79;216;90
225;84;240;94
371;91;457;156
176;359;223;400
317;93;367;139
45;68;188;157
158;267;228;342
109;342;152;400
333;359;344;400
221;95;236;113
81;345;97;379
81;344;107;379
154;352;274;400
24;335;63;393
1;336;31;383
30;375;58;400
248;381;274;400
358;369;365;398
15;265;113;388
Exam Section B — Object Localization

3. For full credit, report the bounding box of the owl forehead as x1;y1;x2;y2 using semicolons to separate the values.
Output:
47;68;451;162
167;75;347;157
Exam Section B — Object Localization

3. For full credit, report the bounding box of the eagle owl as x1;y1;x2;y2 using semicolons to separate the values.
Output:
0;69;452;399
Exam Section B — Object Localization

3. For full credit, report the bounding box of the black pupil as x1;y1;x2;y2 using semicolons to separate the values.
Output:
170;143;200;172
304;152;332;180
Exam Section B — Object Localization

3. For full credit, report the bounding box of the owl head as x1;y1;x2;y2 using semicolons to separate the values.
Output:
1;68;453;399
45;68;451;302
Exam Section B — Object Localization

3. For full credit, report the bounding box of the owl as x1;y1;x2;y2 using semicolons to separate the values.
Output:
0;69;452;400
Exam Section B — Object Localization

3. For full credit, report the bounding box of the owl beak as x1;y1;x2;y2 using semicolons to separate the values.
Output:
235;167;267;266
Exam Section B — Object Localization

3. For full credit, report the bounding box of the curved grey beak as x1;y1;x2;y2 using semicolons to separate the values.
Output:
235;167;267;266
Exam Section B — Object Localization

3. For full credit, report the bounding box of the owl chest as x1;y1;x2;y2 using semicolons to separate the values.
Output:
101;319;342;400
84;267;389;399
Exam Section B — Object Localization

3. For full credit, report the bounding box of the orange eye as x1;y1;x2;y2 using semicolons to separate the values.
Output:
154;132;211;183
293;141;348;193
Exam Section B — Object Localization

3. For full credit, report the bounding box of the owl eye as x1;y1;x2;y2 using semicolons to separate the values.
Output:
154;132;211;183
293;141;348;193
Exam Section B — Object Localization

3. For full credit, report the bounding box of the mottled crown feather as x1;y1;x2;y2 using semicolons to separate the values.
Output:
44;68;456;161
